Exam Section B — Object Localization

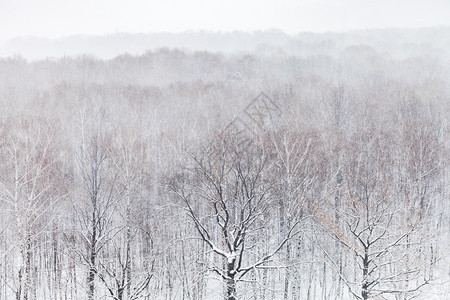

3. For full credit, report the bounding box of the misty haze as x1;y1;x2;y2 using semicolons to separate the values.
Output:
0;1;449;300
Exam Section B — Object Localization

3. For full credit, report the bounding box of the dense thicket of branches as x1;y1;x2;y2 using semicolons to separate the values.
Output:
0;31;449;299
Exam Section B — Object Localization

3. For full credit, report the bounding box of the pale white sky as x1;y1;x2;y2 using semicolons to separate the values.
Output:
0;0;449;40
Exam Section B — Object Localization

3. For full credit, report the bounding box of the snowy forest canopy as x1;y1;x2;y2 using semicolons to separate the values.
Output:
0;29;449;299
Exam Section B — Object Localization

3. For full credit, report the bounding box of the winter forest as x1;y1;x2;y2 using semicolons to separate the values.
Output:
0;28;450;300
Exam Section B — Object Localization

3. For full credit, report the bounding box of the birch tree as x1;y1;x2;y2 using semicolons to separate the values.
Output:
93;129;153;300
72;133;118;300
0;118;64;300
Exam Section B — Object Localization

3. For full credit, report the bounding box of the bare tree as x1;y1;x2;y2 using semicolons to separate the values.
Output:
269;127;324;299
92;129;153;300
0;118;64;300
318;126;432;300
169;134;301;300
71;133;119;300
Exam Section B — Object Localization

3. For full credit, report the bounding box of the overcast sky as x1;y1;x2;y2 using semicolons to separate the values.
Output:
0;0;449;40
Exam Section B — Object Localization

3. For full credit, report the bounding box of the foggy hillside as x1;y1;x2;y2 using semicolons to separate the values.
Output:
1;27;450;60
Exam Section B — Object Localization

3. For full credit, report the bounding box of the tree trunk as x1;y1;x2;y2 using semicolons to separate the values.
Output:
88;208;97;300
226;276;236;300
361;247;369;300
226;259;236;300
23;235;31;300
284;240;291;300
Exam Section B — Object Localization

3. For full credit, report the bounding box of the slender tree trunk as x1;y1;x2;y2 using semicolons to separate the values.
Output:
125;204;132;299
226;260;236;300
322;260;327;300
226;276;236;300
16;268;22;300
88;208;97;300
284;239;291;300
23;234;31;300
361;247;369;300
